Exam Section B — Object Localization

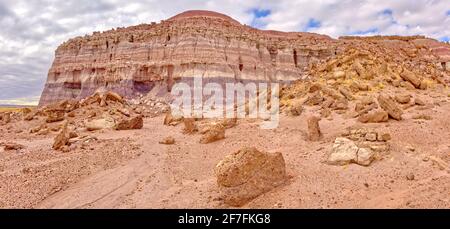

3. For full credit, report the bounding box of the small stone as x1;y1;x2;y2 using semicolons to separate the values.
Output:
406;173;415;181
182;118;198;134
415;98;426;106
159;137;175;145
365;133;377;142
356;148;375;166
377;133;391;142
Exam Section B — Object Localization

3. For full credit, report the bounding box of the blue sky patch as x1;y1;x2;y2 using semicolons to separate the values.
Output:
441;36;450;42
306;18;321;29
350;28;379;35
249;8;271;28
381;9;393;16
251;8;271;18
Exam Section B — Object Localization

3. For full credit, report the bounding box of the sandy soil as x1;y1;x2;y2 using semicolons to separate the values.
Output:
0;90;449;209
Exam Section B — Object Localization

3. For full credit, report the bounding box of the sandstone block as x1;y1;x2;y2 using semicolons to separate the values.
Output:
215;147;287;206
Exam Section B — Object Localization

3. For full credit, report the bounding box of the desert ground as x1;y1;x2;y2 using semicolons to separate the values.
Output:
1;87;449;209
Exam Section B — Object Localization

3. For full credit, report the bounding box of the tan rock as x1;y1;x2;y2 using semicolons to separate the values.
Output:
356;148;375;166
395;94;411;104
331;98;349;110
288;99;303;116
357;110;389;123
0;112;11;124
339;86;355;101
200;124;225;144
307;116;322;141
163;111;182;126
86;117;116;131
400;69;421;88
45;110;65;123
365;132;378;141
401;81;416;90
305;92;324;106
2;142;25;151
350;81;369;92
327;138;375;166
215;147;287;206
105;91;124;103
412;114;432;120
53;121;70;150
320;108;332;118
377;133;392;142
220;118;238;129
182;118;198;134
115;115;144;130
159;137;175;145
308;83;322;93
414;98;426;106
377;94;403;120
327;138;359;165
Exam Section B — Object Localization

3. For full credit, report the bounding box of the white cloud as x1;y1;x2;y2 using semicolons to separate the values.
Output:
0;0;449;104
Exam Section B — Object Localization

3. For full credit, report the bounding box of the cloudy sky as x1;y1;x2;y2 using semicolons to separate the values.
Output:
0;0;449;105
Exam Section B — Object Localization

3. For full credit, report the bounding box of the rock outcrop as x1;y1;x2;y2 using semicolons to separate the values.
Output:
39;10;339;106
215;147;287;206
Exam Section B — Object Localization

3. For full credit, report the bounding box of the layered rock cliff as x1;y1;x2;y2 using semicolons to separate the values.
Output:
39;10;450;106
39;10;339;106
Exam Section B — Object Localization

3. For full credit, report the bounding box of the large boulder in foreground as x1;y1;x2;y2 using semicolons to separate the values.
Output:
215;147;287;206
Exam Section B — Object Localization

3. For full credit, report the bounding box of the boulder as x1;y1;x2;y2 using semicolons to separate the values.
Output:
115;115;144;130
356;148;375;166
215;147;287;206
414;98;426;106
0;112;11;124
220;118;238;129
182;118;198;134
163;111;182;126
307;116;322;141
400;70;421;88
288;99;303;116
357;110;389;123
327;138;375;166
339;86;355;101
327;138;359;166
305;92;324;106
395;94;411;104
85;117;116;131
331;98;349;110
53;121;70;150
45;110;65;123
200;124;225;144
377;94;403;120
